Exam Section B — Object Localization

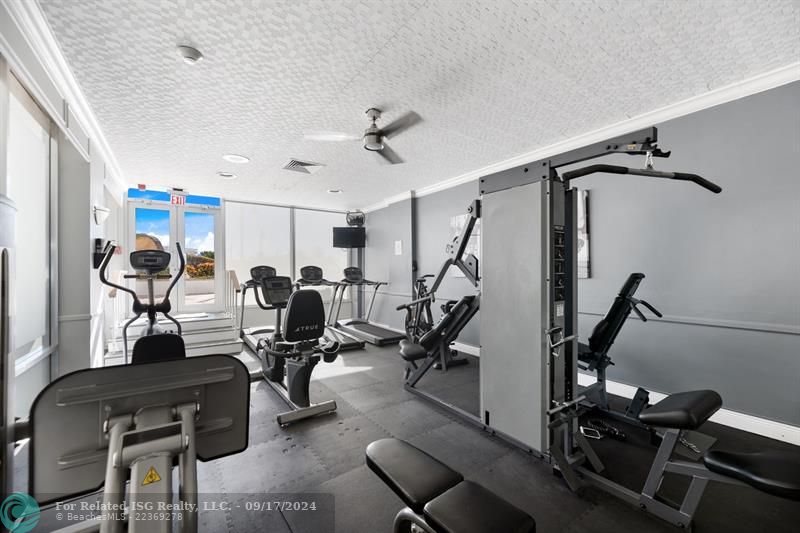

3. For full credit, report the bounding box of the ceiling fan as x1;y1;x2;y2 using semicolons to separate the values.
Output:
304;108;421;164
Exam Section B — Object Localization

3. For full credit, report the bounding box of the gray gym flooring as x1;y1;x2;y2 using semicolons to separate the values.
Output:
206;344;800;532
20;343;800;531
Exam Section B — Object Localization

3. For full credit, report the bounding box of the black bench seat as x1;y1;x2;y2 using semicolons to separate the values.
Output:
367;438;535;533
638;390;722;429
424;480;537;533
366;438;463;513
704;449;800;501
399;339;428;362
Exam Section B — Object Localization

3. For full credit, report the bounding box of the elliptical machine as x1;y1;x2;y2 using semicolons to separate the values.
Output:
253;275;341;426
99;241;187;364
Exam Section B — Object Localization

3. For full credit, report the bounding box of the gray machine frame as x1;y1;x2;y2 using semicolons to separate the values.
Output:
28;354;250;533
479;127;733;528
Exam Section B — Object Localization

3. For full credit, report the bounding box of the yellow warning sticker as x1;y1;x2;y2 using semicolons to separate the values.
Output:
142;466;162;486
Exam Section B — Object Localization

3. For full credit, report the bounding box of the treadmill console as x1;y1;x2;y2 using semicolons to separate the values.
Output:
129;250;171;275
299;265;324;284
343;267;364;283
251;265;277;281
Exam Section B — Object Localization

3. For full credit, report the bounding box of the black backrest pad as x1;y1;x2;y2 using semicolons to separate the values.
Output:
283;290;326;342
300;265;324;283
419;295;478;351
131;334;186;365
343;266;364;283
588;273;644;354
260;276;293;306
250;265;277;281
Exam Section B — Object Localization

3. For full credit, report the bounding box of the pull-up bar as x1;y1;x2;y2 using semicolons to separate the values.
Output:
561;164;722;194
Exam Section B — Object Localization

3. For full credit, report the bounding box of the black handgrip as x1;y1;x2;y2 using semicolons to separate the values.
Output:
671;172;722;194
639;299;663;318
561;164;629;181
396;294;433;311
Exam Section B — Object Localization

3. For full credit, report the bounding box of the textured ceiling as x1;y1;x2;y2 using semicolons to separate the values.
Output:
38;0;800;210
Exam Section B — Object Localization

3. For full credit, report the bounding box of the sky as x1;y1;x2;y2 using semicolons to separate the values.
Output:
135;208;215;253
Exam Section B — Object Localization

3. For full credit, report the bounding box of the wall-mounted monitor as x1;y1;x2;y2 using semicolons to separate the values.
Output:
333;227;365;248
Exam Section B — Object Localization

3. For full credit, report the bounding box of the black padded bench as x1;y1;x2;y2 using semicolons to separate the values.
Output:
631;389;800;527
366;438;536;533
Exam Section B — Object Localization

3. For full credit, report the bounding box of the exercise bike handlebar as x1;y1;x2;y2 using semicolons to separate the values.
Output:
561;164;722;194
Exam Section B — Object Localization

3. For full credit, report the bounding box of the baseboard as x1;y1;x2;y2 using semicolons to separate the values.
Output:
451;341;480;357
577;373;800;446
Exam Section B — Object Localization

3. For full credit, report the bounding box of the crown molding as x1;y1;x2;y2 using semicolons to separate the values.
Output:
362;62;800;210
2;0;127;199
362;190;414;213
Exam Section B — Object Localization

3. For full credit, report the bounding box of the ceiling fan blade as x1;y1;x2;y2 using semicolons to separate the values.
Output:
381;111;422;139
376;143;404;164
303;131;362;142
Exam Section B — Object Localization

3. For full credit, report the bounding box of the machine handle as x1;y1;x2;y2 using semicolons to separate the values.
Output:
560;164;722;194
638;299;663;318
162;242;186;302
671;172;722;194
98;241;138;300
396;294;434;311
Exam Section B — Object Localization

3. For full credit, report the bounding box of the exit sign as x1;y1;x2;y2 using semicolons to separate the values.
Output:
171;194;186;206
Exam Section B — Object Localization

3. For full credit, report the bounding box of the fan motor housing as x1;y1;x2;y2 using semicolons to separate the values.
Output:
364;132;383;151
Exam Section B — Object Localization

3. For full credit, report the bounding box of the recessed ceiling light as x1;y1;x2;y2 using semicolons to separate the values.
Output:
177;45;204;65
327;189;342;194
222;154;250;164
217;171;237;180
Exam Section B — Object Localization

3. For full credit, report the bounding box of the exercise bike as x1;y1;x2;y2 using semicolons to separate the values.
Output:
253;275;341;426
98;241;186;364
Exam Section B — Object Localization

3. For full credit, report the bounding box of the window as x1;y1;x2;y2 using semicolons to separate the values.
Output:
6;74;52;361
225;202;291;304
294;209;349;301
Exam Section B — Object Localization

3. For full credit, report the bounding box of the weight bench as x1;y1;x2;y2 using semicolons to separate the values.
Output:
628;389;800;528
366;438;536;533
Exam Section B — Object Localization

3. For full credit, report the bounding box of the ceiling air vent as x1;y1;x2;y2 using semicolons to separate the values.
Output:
283;159;324;174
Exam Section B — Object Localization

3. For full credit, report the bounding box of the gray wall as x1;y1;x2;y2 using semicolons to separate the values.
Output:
571;81;800;425
414;182;481;346
364;82;800;425
363;199;413;331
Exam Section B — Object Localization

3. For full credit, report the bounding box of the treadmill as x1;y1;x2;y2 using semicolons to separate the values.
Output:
295;265;365;351
331;267;406;346
239;265;277;352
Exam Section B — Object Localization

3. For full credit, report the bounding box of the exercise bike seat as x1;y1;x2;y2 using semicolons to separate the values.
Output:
366;438;463;513
703;449;800;501
638;390;722;430
399;339;428;362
